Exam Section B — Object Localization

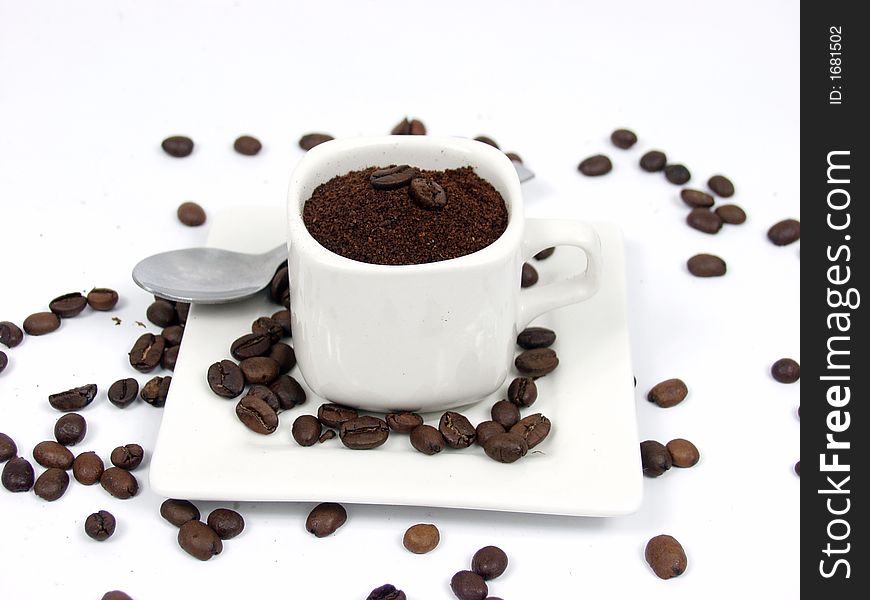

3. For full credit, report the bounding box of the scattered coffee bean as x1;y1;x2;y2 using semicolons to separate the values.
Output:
483;432;528;463
110;444;144;470
147;300;178;327
2;457;34;492
230;332;271;360
233;135;262;156
450;570;488;600
318;403;359;429
707;174;735;197
162;135;194;157
270;375;306;409
474;135;499;148
515;348;559;378
409;176;447;210
490;400;520;429
102;592;132;600
639;150;667;172
48;383;98;412
516;327;556;350
252;317;283;343
176;201;206;227
129;333;166;372
664;164;691;185
1;321;24;347
687;253;726;277
49;292;88;318
269;267;290;305
268;343;296;374
0;350;6;374
207;508;245;540
161;325;184;347
271;309;292;337
472;545;509;580
686;208;723;234
767;219;800;245
141;376;171;407
319;430;336;443
439;411;476;449
207;360;245;398
100;467;138;499
521;263;538;287
794;461;800;476
645;534;687;579
239;356;280;385
410;425;445;455
175;302;190;324
610;128;637;149
647;378;688;408
386;412;424;433
161;344;179;371
680;189;714;208
33;440;74;469
505;151;523;163
391;118;426;135
87;288;119;311
578;154;612;176
510;413;551;449
506;377;537;408
306;502;347;537
236;394;278;435
0;433;16;462
85;510;116;541
73;451;104;485
640;440;672;477
403;523;440;554
370;165;419;190
34;467;69;501
178;520;223;560
715;204;746;224
771;358;800;383
666;438;700;468
23;312;60;335
160;499;200;527
475;421;505;447
246;385;280;412
367;584;407;600
108;378;139;408
299;133;334;150
340;416;390;450
533;247;555;260
292;415;322;447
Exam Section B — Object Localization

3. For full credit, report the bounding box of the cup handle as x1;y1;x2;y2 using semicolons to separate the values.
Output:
517;219;601;330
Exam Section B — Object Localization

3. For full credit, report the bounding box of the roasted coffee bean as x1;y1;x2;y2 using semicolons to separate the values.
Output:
409;177;447;210
715;203;746;224
521;263;538;288
252;317;282;343
680;189;714;208
474;135;499;148
2;457;34;492
450;570;488;600
108;378;139;408
515;348;559;378
85;510;116;540
0;321;24;348
23;311;60;335
505;151;523;163
161;325;184;347
72;451;104;485
795;461;801;476
233;135;262;156
239;356;280;385
178;520;223;560
340;416;389;450
319;430;336;443
610;128;637;149
385;412;423;433
49;292;88;318
483;432;528;463
87;288;119;311
490;400;520;429
687;253;726;277
439;411;476;449
534;247;555;260
207;508;245;539
141;376;171;407
269;266;290;304
768;219;800;245
510;413;551;449
49;383;98;412
299;133;334;150
664;164;691;185
666;438;700;468
162;135;194;157
516;327;556;350
707;174;735;197
771;358;800;383
475;421;506;447
647;378;688;408
370;165;419;190
160;499;201;527
270;375;306;409
161;344;179;371
102;592;133;600
318;403;359;429
34;468;69;501
391;118;426;135
110;444;144;470
268;343;296;374
403;523;440;554
578;154;612;176
0;433;16;462
639;150;667;172
100;467;138;499
410;425;445;455
271;309;292;337
0;350;6;374
367;584;407;600
245;385;280;412
207;360;245;398
472;545;509;580
176;201;206;227
640;440;672;477
175;302;190;324
306;502;347;537
645;534;687;579
33;441;74;469
236;394;278;435
230;332;271;360
147;300;178;327
292;415;322;447
129;333;166;372
686;208;722;234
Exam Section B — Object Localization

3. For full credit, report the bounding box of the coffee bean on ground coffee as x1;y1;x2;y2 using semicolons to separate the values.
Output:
108;378;139;408
306;502;347;537
2;457;35;492
610;128;637;149
1;321;24;347
100;467;138;499
768;219;800;245
645;534;688;579
33;440;74;469
49;384;98;412
87;288;119;311
178;520;223;560
162;135;194;157
23;312;60;335
516;327;556;349
85;510;116;541
161;499;200;527
0;433;16;462
34;467;70;501
403;523;440;554
340;416;389;450
450;570;488;600
771;358;800;383
578;154;612;176
55;413;87;446
367;584;407;600
207;508;245;540
639;150;667;172
409;177;447;210
664;164;691;185
73;451;104;485
686;208;723;234
648;378;688;408
715;204;747;224
521;263;538;287
49;292;88;318
410;425;445;455
391;117;426;135
640;440;672;477
475;421;505;447
680;189;714;208
177;202;206;227
707;174;735;197
515;348;559;378
292;415;322;447
687;254;726;277
472;545;509;580
110;444;144;470
233;135;262;156
510;413;551;449
666;438;700;468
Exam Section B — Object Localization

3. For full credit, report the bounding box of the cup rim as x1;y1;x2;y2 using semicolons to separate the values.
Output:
287;136;524;271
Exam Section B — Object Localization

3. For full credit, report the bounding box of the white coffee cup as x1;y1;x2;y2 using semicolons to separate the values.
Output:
287;136;600;412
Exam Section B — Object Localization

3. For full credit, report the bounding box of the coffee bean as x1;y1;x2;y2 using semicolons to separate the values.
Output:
207;508;245;539
1;321;24;348
49;292;88;318
515;348;559;378
639;150;667;172
268;343;296;374
34;467;69;501
680;189;714;208
409;177;447;210
100;467;138;499
141;376;171;407
715;204;746;224
386;412;424;433
450;570;488;600
521;263;538;288
247;385;281;412
299;133;334;150
160;499;201;527
707;174;735;197
0;433;16;462
319;430;336;443
318;403;359;429
269;266;290;305
645;534;687;579
505;151;523;163
86;288;119;311
410;425;445;455
110;444;144;470
72;451;104;485
147;300;178;327
687;253;726;277
403;523;440;554
108;378;139;408
767;219;800;245
664;164;691;184
666;438;700;468
509;413;551;449
230;332;271;360
771;358;800;383
534;247;555;260
33;440;74;469
306;502;347;537
174;201;206;227
207;360;245;398
85;510;116;541
271;309;293;337
516;327;556;350
292;415;322;447
48;383;98;412
794;461;800;476
239;356;280;385
161;345;179;371
391;118;426;135
472;545;509;580
439;411;476;449
370;165;419;190
340;416;389;450
0;350;6;374
270;375;306;409
686;208;722;234
236;394;278;435
175;302;190;324
507;377;537;407
233;135;262;156
471;135;497;148
483;432;528;463
490;400;520;429
161;325;184;347
178;520;223;560
129;333;166;372
2;457;34;492
578;154;612;176
367;584;407;600
252;317;283;343
647;378;688;408
640;440;672;477
161;135;194;157
102;592;133;600
23;311;60;335
475;421;505;447
610;128;637;149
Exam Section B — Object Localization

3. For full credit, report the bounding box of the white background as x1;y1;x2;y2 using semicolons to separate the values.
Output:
0;1;800;598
